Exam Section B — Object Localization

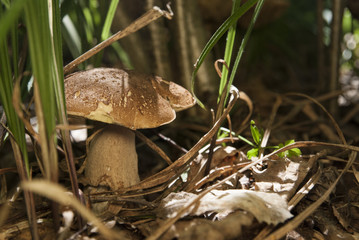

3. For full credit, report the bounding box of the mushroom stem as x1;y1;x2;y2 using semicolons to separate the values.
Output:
85;125;140;190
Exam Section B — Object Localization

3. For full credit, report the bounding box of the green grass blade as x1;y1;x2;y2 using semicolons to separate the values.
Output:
218;0;241;101
191;0;259;108
0;4;28;172
101;0;119;41
100;0;132;68
24;0;58;180
227;0;265;99
0;0;28;42
0;38;29;171
0;4;39;239
111;41;133;69
51;0;66;109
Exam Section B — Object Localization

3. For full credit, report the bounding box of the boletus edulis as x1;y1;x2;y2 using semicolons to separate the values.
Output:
65;68;195;190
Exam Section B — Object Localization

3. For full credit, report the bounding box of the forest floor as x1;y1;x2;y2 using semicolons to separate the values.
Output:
2;81;359;240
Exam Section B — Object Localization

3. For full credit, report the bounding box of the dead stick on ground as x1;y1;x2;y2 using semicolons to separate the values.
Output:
63;4;173;75
135;131;173;165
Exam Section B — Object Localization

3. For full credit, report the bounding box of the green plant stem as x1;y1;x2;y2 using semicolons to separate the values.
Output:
205;0;245;175
218;0;241;103
228;0;265;98
191;0;259;108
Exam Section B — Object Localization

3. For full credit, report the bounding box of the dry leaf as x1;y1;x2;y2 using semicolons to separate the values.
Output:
160;211;255;240
186;146;246;191
157;189;292;225
253;156;313;200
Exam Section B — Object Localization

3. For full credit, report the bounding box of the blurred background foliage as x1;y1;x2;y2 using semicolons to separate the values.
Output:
58;0;359;113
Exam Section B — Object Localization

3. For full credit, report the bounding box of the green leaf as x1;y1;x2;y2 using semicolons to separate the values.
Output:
237;134;256;147
62;15;82;59
250;120;262;145
277;140;302;158
217;130;229;139
276;143;285;158
288;148;302;157
247;148;259;159
285;139;295;145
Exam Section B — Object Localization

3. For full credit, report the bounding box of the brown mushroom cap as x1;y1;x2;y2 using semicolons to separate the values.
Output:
65;68;195;130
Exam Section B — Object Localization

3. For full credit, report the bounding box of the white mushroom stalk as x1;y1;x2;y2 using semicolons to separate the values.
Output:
65;68;195;190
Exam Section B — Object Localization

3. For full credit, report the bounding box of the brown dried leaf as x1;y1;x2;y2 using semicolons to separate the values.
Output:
160;211;255;240
253;156;314;201
186;146;244;190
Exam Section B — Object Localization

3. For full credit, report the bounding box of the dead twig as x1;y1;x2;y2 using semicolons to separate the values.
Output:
157;132;188;154
135;131;173;165
286;92;347;145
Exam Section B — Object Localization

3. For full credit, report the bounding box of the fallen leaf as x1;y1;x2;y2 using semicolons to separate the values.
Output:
157;189;293;225
253;156;314;200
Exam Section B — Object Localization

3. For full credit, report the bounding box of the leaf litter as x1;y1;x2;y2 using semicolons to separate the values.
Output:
3;84;359;239
157;189;293;224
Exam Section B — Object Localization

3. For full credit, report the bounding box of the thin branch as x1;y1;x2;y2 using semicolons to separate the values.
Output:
135;131;173;165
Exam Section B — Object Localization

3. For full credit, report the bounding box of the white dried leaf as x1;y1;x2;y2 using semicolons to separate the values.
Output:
62;210;74;227
158;189;292;225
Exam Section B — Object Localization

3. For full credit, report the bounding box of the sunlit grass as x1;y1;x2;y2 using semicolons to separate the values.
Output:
24;0;59;181
0;2;39;238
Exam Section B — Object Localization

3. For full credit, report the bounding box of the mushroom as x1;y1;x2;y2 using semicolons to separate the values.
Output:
64;68;195;190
